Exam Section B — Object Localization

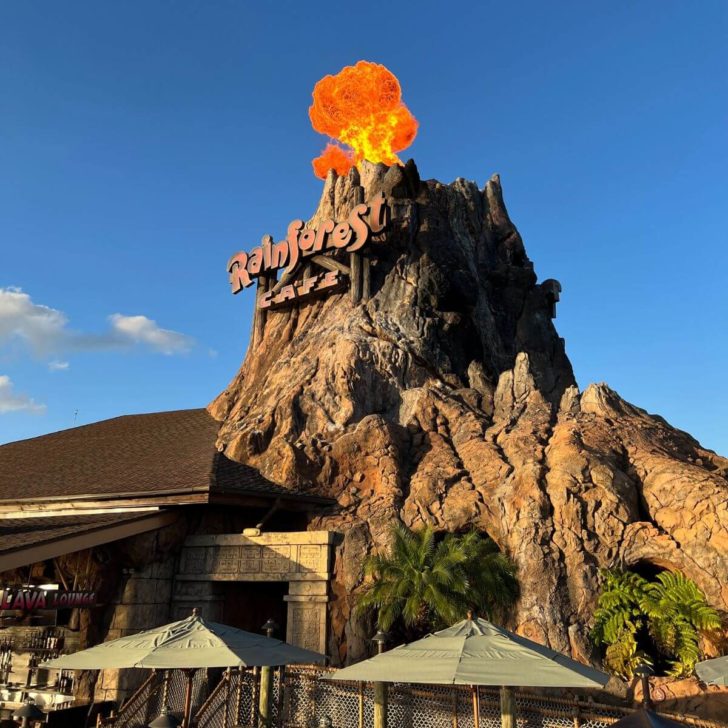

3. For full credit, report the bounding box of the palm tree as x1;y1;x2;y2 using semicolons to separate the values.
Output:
357;523;518;636
457;529;519;622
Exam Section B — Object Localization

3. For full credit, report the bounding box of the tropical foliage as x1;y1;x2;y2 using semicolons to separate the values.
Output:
591;568;720;678
357;523;518;636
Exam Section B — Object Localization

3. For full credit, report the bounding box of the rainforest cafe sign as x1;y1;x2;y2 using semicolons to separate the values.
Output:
227;193;389;307
0;588;97;611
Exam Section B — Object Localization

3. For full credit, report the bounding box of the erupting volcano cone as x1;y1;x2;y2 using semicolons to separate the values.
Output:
212;160;728;664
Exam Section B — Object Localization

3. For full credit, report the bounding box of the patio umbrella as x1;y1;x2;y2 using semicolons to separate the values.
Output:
328;615;609;728
608;708;690;728
695;655;728;686
41;609;324;726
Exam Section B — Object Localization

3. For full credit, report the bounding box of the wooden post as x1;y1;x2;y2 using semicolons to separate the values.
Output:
500;686;515;728
373;682;387;728
472;686;480;728
258;666;272;727
362;257;371;301
222;669;231;728
254;275;269;347
350;252;362;304
258;618;277;727
182;669;196;728
372;631;388;728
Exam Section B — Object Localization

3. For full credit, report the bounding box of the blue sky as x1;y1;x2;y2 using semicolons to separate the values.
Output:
1;1;726;453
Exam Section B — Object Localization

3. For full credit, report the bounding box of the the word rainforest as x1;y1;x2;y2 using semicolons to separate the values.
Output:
227;193;389;294
0;588;97;611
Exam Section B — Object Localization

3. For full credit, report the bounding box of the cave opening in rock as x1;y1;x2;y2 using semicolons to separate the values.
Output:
630;558;669;583
619;560;675;676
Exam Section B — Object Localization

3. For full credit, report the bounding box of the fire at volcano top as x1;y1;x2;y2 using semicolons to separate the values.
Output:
309;61;418;179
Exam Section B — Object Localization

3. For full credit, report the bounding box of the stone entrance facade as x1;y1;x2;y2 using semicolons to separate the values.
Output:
173;531;333;654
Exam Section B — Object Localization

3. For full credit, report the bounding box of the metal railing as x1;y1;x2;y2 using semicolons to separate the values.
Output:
100;669;208;727
102;665;727;728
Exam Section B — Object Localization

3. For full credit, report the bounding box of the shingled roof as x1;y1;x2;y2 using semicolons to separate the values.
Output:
0;408;324;504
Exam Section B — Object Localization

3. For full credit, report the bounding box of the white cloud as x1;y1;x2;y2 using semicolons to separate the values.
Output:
109;314;194;355
0;287;69;356
48;360;70;371
0;288;194;358
0;375;45;414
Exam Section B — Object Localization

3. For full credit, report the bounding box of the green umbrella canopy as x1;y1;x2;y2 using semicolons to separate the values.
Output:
328;617;609;688
41;612;324;670
608;709;689;728
695;655;728;686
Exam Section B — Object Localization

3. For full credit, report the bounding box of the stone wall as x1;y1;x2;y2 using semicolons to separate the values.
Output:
93;517;188;704
95;555;177;703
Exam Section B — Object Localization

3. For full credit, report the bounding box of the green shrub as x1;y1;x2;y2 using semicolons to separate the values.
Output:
591;568;720;678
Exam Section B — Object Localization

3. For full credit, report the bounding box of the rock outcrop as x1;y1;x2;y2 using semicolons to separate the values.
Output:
210;161;728;665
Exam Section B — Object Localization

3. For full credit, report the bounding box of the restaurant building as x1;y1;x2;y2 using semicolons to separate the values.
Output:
0;408;334;708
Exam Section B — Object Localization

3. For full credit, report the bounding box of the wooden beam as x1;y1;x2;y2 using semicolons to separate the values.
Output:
0;510;180;573
362;256;371;301
309;254;350;276
350;252;362;304
254;276;270;346
270;267;296;296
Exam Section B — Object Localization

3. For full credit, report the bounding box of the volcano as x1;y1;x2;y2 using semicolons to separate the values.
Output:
210;161;728;665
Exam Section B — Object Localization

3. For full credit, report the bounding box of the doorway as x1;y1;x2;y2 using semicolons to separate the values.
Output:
220;581;288;639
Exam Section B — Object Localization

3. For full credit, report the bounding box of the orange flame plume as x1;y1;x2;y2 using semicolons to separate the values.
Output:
309;61;418;179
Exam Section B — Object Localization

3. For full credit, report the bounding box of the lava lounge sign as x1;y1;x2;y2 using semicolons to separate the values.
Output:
227;192;390;310
0;588;97;611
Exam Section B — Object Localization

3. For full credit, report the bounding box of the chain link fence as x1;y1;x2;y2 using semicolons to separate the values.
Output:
106;665;726;728
196;665;635;728
101;668;208;727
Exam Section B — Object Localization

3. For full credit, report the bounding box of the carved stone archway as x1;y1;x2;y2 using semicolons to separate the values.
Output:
173;531;333;655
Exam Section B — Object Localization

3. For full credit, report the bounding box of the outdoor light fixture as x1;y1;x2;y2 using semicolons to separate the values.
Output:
262;618;278;637
371;630;388;654
634;663;654;709
148;706;182;728
12;698;45;727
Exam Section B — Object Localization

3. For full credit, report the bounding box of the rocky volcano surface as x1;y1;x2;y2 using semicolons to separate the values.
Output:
210;161;728;665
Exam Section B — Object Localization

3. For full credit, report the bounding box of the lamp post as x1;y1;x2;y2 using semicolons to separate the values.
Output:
12;698;45;728
258;618;278;728
634;663;654;710
372;630;388;728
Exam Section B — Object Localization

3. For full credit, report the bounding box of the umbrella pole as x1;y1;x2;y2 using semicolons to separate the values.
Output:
182;668;196;728
471;685;480;728
500;686;515;728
